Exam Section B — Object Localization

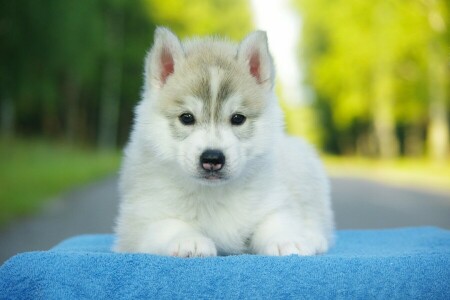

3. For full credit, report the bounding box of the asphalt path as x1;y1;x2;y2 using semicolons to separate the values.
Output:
1;175;449;263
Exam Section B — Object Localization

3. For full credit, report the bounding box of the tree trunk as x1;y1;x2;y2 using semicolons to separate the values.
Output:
1;96;15;138
356;131;377;157
371;1;399;159
404;125;424;157
98;11;123;149
426;73;448;161
426;2;448;161
63;77;80;144
372;65;399;158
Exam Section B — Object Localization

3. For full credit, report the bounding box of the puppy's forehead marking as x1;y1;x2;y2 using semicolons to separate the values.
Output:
192;71;211;103
209;66;239;122
217;76;233;104
189;66;236;124
209;67;224;122
209;67;221;96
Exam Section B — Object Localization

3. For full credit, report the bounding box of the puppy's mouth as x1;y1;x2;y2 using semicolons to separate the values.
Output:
203;172;223;180
197;170;229;183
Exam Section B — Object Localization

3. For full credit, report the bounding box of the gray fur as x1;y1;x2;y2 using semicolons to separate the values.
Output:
192;71;211;104
155;33;269;141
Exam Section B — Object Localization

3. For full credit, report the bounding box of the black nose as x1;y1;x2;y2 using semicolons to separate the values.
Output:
200;150;225;171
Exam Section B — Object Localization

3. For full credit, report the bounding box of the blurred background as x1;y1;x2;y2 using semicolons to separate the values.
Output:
0;0;449;262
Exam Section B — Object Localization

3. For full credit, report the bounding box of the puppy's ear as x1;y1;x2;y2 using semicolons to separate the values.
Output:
146;27;184;89
237;31;274;90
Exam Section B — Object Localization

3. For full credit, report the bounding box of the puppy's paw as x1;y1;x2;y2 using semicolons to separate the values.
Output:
296;234;329;256
168;236;217;258
261;241;303;256
257;236;329;256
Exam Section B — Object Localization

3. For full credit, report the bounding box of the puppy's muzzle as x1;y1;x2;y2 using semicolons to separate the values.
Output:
200;149;225;171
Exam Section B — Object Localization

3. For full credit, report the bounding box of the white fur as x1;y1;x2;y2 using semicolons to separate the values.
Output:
114;28;334;257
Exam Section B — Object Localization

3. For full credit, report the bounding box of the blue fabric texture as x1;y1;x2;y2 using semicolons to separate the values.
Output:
1;227;449;299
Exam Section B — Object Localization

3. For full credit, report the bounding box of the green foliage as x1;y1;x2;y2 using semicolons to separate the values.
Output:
0;0;155;145
143;0;253;39
294;0;449;158
0;138;120;227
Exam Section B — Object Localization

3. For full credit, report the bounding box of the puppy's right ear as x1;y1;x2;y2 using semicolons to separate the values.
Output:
146;27;184;89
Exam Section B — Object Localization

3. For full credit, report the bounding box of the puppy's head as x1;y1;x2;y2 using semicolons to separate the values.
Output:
138;28;281;185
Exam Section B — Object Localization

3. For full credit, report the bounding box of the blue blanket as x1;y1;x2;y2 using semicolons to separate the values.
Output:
1;227;449;299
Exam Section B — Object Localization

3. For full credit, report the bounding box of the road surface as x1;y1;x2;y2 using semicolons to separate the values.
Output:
1;175;449;263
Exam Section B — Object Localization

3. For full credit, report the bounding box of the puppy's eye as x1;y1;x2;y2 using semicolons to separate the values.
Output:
230;113;246;126
179;113;195;125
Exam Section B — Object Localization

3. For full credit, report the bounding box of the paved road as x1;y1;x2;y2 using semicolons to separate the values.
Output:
332;177;450;229
0;176;119;264
1;176;449;263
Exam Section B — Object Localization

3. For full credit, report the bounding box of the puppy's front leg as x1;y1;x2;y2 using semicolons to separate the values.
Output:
250;210;329;256
140;219;217;257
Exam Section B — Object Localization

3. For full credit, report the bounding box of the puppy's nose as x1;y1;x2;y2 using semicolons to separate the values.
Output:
200;149;225;171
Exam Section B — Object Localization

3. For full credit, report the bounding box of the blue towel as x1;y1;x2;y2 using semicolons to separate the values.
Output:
1;227;449;299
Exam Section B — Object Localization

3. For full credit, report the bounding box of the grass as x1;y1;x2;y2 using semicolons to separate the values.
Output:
324;155;450;194
0;138;121;227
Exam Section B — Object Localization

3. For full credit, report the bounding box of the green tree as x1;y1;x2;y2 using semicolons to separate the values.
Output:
0;0;156;147
142;0;253;39
295;0;449;159
423;0;449;161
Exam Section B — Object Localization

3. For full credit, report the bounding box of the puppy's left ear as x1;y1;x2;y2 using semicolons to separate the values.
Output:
237;31;274;90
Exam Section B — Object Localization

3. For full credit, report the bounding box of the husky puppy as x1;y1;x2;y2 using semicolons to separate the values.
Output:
114;28;334;257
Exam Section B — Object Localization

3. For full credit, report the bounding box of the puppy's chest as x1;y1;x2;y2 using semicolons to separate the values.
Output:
183;191;262;254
